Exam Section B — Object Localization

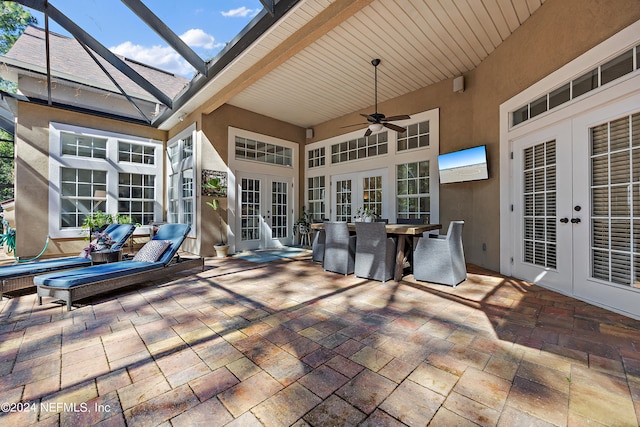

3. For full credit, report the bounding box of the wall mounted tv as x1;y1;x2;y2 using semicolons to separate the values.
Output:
438;145;489;184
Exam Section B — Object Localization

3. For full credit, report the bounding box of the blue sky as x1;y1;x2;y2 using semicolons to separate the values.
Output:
27;1;263;77
438;145;487;170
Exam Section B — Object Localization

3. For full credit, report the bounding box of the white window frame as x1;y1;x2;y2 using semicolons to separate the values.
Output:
304;109;440;223
227;127;299;254
500;20;640;276
48;122;163;239
167;124;197;238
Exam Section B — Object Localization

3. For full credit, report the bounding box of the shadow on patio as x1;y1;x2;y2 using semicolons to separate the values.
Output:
0;254;639;426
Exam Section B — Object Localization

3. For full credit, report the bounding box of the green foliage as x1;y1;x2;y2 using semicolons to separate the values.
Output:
81;211;114;231
0;2;35;199
114;213;139;226
0;217;15;253
81;211;141;238
0;129;13;201
293;206;311;234
0;1;37;54
203;178;227;244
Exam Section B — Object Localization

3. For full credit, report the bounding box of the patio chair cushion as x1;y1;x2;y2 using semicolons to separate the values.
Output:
0;256;90;279
152;223;191;265
132;240;171;262
33;261;163;289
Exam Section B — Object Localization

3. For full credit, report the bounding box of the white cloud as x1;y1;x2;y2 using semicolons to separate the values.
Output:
221;6;260;18
180;28;216;50
110;41;194;77
110;29;225;77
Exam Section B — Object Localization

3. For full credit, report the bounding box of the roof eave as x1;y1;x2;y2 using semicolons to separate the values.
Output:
154;0;303;129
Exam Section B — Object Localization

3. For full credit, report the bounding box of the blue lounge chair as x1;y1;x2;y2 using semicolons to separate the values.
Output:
0;223;136;299
35;223;204;311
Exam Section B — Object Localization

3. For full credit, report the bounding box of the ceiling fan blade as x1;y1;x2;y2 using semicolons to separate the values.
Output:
383;114;411;122
364;128;372;137
384;122;406;133
340;123;368;128
360;114;376;122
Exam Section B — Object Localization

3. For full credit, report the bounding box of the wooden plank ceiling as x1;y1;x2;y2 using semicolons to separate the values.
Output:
225;0;545;128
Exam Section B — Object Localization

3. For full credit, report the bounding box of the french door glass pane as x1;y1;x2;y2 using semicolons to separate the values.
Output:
336;179;352;222
590;112;639;286
241;178;261;241
271;181;288;239
522;140;557;268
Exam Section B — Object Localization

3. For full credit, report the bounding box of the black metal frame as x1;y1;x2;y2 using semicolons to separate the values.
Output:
9;0;303;128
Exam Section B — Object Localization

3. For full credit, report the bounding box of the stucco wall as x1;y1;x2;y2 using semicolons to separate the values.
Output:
198;104;306;256
12;0;640;267
14;102;166;258
312;0;640;271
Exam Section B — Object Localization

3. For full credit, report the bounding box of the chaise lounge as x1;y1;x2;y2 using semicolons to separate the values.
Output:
35;223;204;311
0;223;136;299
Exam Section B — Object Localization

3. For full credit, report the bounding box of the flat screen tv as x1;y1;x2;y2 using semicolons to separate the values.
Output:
438;145;489;184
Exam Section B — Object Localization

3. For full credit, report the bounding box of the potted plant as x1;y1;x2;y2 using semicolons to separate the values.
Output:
355;207;376;222
203;177;229;258
81;210;114;236
293;207;311;246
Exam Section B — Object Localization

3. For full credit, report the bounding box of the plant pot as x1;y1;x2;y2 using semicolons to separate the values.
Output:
364;216;373;222
214;244;229;258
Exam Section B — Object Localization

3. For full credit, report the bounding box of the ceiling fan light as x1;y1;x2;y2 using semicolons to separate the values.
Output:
369;122;384;132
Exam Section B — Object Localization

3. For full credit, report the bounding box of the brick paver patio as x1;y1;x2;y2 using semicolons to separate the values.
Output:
1;253;639;426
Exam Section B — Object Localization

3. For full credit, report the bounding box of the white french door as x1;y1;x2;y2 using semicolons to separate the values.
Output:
512;122;574;294
236;172;293;251
512;99;640;318
331;169;387;221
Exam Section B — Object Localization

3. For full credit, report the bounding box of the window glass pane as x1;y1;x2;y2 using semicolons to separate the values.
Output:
601;49;633;86
572;68;598;98
512;105;529;126
530;95;548;118
549;83;571;109
397;160;431;219
397;121;429;151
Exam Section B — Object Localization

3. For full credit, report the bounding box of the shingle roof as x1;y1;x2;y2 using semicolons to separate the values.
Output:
4;25;189;101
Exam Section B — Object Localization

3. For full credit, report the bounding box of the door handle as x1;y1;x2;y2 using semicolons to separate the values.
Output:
571;217;581;224
559;217;569;223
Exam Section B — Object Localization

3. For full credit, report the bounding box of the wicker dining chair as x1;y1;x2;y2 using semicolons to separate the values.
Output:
312;228;325;263
413;221;466;287
354;222;396;282
323;222;356;275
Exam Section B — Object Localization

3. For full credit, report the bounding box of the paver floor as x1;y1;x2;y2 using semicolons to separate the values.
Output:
1;254;639;426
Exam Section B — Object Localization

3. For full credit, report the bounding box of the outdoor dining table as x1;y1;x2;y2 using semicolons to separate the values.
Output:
311;222;442;281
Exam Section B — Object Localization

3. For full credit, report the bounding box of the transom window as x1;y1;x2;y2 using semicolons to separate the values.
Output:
308;147;325;168
61;132;107;159
118;141;155;164
331;132;388;164
512;45;640;126
397;120;429;151
235;136;292;166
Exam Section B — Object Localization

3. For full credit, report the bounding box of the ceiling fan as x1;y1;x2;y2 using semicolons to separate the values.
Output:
344;58;411;137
